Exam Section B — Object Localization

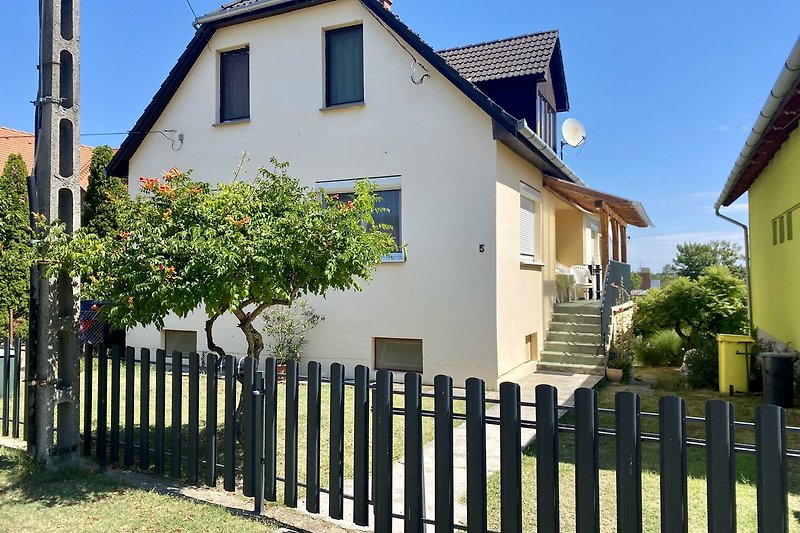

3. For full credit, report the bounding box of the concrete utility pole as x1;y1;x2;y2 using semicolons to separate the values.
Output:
27;0;81;466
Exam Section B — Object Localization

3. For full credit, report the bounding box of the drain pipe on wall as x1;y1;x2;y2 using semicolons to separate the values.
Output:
715;207;753;334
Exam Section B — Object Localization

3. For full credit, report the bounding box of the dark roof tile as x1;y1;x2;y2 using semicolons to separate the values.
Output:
438;30;559;83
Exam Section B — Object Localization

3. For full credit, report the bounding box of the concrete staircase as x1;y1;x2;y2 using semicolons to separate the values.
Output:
537;301;606;375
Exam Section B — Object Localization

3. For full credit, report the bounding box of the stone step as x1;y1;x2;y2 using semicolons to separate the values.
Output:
554;303;601;316
550;312;601;325
535;361;606;376
539;350;607;367
548;322;600;334
546;330;601;344
542;341;601;356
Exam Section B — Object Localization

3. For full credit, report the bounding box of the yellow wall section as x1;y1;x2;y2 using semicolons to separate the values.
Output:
555;209;584;266
748;126;800;346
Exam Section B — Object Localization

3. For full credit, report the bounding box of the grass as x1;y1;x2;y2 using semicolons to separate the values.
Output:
482;366;800;532
80;359;464;503
0;445;277;532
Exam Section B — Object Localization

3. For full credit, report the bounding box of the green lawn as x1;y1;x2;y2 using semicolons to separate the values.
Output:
0;445;277;532
81;360;463;502
483;367;800;532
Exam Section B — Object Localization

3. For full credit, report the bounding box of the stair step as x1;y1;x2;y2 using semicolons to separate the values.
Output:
540;350;607;366
543;341;600;355
549;322;600;334
554;303;601;316
551;313;601;325
546;331;601;343
535;361;606;376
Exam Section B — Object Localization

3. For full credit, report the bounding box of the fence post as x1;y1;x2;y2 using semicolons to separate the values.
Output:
253;370;265;515
82;343;94;457
110;344;122;463
706;400;736;533
155;349;166;476
140;348;151;470
187;351;200;485
374;369;393;533
466;378;487;533
242;355;255;497
264;357;277;502
353;365;370;527
756;404;788;533
659;395;687;533
204;352;217;487
223;354;236;491
124;346;135;468
329;362;345;519
575;387;599;533
615;391;641;533
97;344;108;470
284;360;299;508
12;337;22;439
171;351;183;479
306;361;322;514
536;384;559;533
435;374;454;533
405;371;424;533
500;381;522;533
2;337;10;436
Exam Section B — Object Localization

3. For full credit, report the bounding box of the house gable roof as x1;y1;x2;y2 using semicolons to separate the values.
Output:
0;126;94;190
107;0;578;184
438;30;569;112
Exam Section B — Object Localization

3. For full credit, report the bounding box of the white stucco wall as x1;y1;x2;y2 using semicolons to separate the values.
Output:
126;0;502;386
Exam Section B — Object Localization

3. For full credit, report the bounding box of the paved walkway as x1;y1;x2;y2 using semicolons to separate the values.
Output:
301;370;602;532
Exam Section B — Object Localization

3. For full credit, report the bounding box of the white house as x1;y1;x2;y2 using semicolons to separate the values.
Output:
107;0;651;387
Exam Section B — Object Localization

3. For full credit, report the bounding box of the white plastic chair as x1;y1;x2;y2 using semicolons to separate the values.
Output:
569;265;594;300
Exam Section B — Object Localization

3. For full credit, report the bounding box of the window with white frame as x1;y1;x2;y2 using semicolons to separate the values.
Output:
520;182;541;264
317;176;403;262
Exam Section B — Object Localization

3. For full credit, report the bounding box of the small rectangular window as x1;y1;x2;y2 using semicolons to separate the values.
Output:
773;219;779;245
325;25;364;107
520;182;541;263
375;337;422;373
787;211;794;241
220;47;250;122
780;215;786;243
164;329;197;358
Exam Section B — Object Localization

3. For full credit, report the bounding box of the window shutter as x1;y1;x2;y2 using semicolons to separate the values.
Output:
520;196;535;260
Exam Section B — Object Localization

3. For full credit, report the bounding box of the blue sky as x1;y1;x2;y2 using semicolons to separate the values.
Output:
2;0;798;270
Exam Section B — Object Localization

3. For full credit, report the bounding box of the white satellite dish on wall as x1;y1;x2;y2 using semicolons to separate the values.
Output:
561;118;586;147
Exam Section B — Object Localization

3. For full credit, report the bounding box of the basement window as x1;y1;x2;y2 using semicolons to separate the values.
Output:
375;337;423;373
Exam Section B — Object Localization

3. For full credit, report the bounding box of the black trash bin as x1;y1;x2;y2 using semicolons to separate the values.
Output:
760;352;798;408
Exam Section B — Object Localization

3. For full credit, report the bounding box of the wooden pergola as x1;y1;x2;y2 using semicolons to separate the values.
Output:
544;176;652;267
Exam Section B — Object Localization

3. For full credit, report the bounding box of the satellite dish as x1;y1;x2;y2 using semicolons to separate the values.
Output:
561;118;586;148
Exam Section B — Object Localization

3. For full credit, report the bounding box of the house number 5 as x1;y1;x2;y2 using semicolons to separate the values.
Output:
479;244;485;253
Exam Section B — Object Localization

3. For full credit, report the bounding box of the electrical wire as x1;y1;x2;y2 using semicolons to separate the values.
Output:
186;0;214;54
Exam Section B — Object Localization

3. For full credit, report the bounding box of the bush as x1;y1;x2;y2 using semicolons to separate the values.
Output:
636;329;682;367
683;334;718;389
608;326;637;383
263;300;323;363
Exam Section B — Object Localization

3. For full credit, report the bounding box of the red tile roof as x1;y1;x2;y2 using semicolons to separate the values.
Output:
0;126;94;190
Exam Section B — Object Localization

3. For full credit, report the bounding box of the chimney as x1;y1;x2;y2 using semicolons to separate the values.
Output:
640;267;651;290
382;0;392;10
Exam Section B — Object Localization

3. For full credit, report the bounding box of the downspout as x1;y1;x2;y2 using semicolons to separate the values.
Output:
714;207;752;334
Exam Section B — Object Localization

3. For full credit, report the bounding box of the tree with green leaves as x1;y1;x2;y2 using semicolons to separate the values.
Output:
0;153;31;338
45;160;395;363
81;145;130;238
666;240;745;280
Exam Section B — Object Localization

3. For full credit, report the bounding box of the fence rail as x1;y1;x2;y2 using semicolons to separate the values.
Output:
3;341;797;532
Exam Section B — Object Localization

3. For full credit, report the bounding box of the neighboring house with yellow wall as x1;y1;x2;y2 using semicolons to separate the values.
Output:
716;37;800;349
107;0;651;386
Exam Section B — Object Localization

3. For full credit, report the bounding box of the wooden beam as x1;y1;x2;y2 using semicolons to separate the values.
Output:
611;219;620;262
599;203;609;268
620;224;628;263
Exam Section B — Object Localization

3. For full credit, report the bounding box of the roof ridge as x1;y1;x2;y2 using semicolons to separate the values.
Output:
0;126;35;136
437;29;558;54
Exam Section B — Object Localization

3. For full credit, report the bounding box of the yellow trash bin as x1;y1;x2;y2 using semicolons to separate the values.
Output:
716;334;754;394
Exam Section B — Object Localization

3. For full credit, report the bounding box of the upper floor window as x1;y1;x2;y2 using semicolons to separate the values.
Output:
219;47;250;122
325;25;364;107
537;92;556;149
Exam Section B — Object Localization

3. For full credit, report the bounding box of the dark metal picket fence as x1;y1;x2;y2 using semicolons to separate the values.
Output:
0;338;24;439
67;344;800;531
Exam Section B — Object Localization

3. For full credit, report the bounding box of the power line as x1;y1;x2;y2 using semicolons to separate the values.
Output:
1;129;177;140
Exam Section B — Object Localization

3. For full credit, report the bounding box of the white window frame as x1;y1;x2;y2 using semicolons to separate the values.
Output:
520;182;541;265
316;176;404;263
